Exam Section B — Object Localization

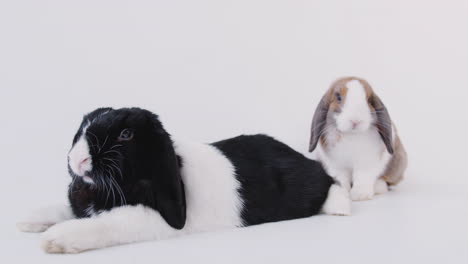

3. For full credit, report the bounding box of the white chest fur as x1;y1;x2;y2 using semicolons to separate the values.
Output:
320;128;390;170
317;127;393;201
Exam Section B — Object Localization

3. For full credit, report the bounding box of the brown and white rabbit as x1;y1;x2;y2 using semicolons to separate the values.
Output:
310;77;408;216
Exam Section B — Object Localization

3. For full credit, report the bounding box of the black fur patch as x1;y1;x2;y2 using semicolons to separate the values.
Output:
212;135;333;226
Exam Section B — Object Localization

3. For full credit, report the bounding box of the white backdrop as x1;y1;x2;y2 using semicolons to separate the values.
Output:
1;0;467;263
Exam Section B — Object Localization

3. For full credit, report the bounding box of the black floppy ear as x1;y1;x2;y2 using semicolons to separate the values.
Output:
142;113;186;229
371;95;394;154
309;94;330;152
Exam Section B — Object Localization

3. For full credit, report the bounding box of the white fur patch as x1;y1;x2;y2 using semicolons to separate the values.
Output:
322;184;351;216
41;205;174;253
374;179;389;195
38;139;244;253
174;139;244;230
336;80;372;133
17;205;75;233
346;79;364;92
350;181;375;201
68;136;93;178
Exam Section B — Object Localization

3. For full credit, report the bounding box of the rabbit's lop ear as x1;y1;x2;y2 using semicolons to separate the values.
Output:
142;113;186;229
370;95;394;154
309;93;330;152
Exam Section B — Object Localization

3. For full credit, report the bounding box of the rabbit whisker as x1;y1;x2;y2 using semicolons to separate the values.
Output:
86;131;102;153
107;163;123;180
100;135;109;153
110;144;123;150
103;150;123;156
110;176;127;205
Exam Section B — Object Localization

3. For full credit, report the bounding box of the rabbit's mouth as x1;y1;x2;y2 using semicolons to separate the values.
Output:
68;165;96;186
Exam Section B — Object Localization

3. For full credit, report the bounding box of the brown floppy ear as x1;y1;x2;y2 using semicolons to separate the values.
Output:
309;94;330;152
371;95;394;154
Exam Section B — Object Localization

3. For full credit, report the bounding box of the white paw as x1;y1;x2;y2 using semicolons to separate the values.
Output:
374;179;389;195
350;185;374;201
17;205;74;233
17;222;54;233
322;184;352;216
41;220;94;254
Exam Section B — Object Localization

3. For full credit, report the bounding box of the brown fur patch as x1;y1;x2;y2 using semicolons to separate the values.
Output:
357;78;374;99
357;78;376;111
320;136;328;149
327;78;350;112
320;131;343;151
328;77;376;111
380;131;408;185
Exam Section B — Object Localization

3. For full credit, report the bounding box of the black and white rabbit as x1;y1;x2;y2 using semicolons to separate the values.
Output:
17;107;333;253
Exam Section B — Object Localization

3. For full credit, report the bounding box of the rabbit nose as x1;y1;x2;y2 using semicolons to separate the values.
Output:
351;120;362;129
80;157;90;165
78;157;91;172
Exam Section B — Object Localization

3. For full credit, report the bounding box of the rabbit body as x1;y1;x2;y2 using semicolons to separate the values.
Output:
310;77;408;214
18;108;333;253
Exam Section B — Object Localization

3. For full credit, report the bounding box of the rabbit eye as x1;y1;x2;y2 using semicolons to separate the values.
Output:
118;129;134;141
335;93;342;103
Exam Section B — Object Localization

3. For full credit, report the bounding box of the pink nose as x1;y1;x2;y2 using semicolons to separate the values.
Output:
78;157;90;172
351;120;362;129
80;157;89;165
